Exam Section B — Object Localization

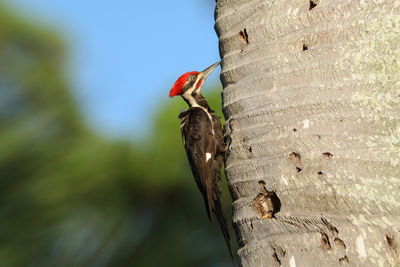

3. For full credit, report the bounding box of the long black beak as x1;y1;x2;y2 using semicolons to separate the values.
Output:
201;61;220;79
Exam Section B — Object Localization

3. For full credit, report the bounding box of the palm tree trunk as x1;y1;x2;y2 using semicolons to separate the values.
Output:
215;0;400;266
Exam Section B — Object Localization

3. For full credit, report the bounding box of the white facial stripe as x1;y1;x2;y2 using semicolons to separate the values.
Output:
182;90;199;107
182;74;203;107
206;152;212;162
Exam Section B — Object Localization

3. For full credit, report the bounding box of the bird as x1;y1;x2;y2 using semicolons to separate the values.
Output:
169;61;232;258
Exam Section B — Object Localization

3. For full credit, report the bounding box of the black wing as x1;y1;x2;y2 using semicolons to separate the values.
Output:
180;108;215;220
179;108;232;258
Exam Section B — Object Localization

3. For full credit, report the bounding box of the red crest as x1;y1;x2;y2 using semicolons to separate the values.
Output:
169;71;199;97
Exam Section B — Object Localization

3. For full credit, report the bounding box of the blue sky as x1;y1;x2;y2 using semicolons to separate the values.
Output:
6;0;221;137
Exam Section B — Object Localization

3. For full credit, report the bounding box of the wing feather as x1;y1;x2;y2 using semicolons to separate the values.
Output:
180;108;215;221
179;108;232;258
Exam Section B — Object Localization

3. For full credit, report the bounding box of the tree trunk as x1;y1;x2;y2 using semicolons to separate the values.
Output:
215;0;400;266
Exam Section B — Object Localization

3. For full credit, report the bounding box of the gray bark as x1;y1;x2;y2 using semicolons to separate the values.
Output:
215;0;400;266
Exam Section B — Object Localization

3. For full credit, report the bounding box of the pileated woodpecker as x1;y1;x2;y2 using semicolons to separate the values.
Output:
169;61;232;258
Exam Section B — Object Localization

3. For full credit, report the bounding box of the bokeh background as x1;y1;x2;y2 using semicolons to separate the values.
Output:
0;0;236;266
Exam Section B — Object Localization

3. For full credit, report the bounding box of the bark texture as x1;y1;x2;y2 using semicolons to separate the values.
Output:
215;0;400;266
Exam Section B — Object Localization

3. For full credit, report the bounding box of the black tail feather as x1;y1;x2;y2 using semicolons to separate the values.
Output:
214;199;233;260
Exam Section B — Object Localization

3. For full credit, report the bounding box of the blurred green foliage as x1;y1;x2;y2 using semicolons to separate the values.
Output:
0;5;235;267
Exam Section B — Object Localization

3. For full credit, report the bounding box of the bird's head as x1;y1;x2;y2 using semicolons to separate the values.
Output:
169;61;220;99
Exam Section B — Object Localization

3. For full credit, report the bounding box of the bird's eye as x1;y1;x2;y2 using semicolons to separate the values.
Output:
191;76;196;81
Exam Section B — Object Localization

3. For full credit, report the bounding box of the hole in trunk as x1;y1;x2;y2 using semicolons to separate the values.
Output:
303;43;309;51
309;0;319;10
252;181;281;219
296;167;302;173
322;152;333;159
239;29;249;44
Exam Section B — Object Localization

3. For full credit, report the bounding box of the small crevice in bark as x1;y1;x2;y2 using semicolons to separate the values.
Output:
334;238;346;250
247;220;254;230
302;43;309;51
339;255;349;264
316;134;321;139
321;232;332;251
309;0;319;10
272;245;286;265
321;217;339;235
252;181;281;219
293;128;297;132
239;29;249;44
296;167;302;173
386;233;397;251
317;171;323;175
242;137;253;157
322;152;333;159
276;246;286;257
289;152;301;163
272;252;281;265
